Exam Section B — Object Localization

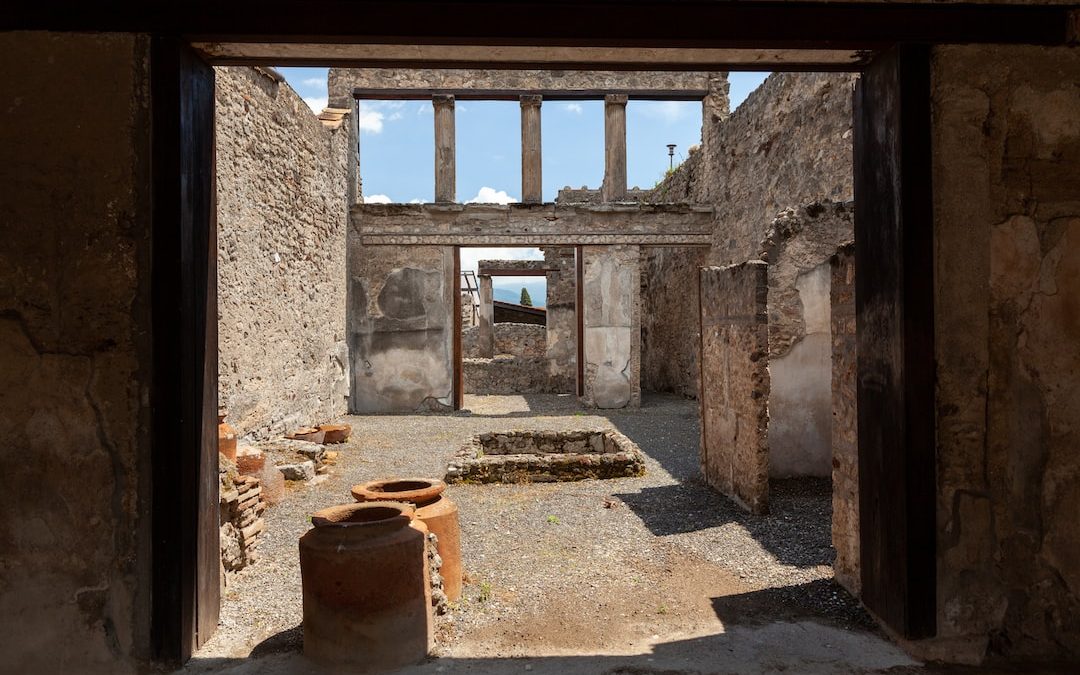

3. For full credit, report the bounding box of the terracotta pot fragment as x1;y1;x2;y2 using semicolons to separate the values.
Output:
351;478;463;602
318;423;351;444
286;427;325;444
218;414;237;462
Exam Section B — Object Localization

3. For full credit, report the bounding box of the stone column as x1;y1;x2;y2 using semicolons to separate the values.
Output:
433;95;456;202
478;274;494;358
582;244;640;408
520;95;543;203
601;94;628;202
543;247;577;393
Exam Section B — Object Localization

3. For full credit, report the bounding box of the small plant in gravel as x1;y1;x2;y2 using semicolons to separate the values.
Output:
657;604;668;615
477;581;492;603
546;514;560;525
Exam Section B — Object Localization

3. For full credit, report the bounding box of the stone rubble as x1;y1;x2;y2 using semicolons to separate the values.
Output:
219;458;267;575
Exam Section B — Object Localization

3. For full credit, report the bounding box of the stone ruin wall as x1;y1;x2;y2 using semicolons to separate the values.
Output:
0;32;153;674
463;322;547;358
830;243;859;597
699;262;770;514
462;323;569;395
761;202;854;478
215;66;352;439
929;44;1080;664
642;72;857;399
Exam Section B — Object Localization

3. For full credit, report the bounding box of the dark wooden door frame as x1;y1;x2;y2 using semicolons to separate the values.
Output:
852;44;936;640
144;26;956;668
150;36;220;664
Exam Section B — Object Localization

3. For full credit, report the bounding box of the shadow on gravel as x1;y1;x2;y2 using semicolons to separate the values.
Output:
614;478;834;569
710;579;875;631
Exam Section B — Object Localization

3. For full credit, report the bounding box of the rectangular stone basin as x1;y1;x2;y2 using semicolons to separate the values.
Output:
444;429;646;484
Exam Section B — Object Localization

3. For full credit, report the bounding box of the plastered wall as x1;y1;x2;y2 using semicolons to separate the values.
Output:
0;32;152;673
347;244;456;412
931;44;1080;663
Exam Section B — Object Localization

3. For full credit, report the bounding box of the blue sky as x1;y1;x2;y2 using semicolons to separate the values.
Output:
275;68;768;287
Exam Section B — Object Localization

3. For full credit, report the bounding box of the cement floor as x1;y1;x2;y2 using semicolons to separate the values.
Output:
186;394;922;675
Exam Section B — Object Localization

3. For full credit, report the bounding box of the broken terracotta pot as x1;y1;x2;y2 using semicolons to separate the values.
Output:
286;427;325;444
318;423;351;444
218;414;237;462
300;501;432;670
351;478;462;602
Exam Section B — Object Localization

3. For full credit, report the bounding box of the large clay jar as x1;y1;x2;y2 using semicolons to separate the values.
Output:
299;502;432;670
218;414;237;462
351;478;462;602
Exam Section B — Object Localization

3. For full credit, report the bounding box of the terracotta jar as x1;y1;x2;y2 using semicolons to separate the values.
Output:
351;478;462;601
217;414;237;462
299;502;432;670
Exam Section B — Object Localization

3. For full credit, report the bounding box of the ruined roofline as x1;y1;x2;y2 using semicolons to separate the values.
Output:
477;260;554;277
328;67;727;106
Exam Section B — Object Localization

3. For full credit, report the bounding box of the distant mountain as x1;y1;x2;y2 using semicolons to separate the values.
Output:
493;280;546;307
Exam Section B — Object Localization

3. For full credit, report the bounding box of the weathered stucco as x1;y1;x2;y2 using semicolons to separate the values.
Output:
762;202;854;478
582;245;641;409
348;245;456;412
931;44;1080;663
698;262;770;514
831;243;859;597
215;66;352;438
0;32;152;673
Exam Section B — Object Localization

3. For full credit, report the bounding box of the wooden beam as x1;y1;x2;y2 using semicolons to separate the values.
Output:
7;2;1070;50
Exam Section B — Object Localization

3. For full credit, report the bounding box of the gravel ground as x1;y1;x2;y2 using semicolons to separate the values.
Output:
190;393;909;674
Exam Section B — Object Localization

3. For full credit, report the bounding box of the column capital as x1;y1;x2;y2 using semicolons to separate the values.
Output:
432;94;455;109
520;94;543;108
605;93;629;106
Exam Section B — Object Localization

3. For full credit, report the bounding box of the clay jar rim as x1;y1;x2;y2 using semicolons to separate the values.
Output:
310;501;416;529
351;477;446;506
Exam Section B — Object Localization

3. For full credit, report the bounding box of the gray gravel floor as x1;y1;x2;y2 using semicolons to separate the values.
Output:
189;393;911;674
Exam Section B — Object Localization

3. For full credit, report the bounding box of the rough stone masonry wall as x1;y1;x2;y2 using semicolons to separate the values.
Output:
215;66;352;439
830;243;859;597
544;247;578;394
930;44;1080;664
698;262;770;514
761;202;854;478
643;72;856;398
463;323;547;358
0;32;152;673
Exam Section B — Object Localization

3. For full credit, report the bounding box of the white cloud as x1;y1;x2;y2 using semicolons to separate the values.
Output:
388;111;404;121
303;96;328;114
364;194;392;204
356;102;384;133
562;103;583;115
302;77;326;89
459;247;544;273
637;100;696;123
465;187;518;204
408;198;425;204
